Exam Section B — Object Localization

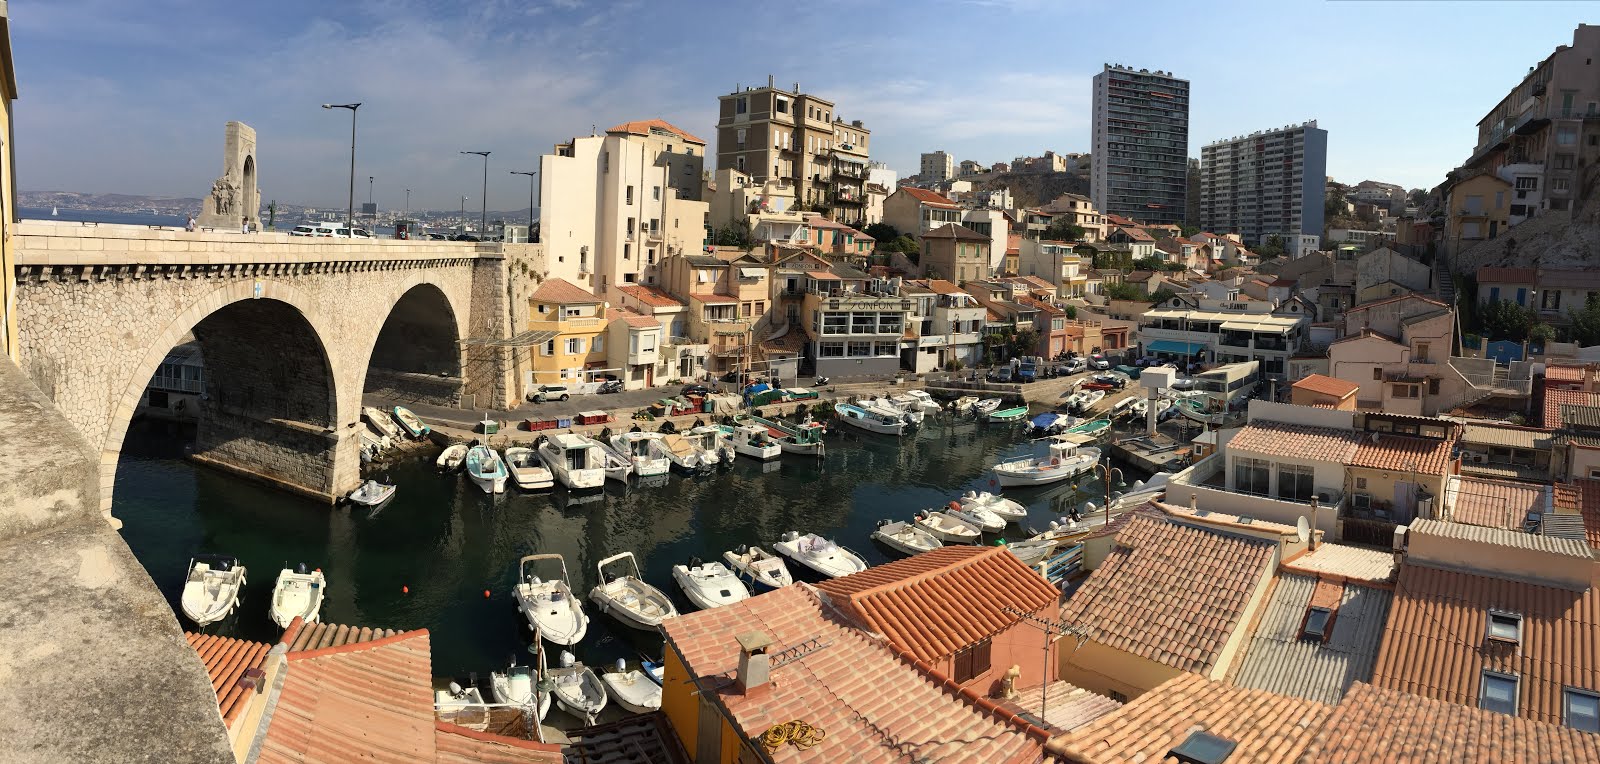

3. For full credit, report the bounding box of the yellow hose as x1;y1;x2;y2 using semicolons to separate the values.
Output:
759;720;826;753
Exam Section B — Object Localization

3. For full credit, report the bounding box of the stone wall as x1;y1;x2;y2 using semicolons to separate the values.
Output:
363;368;464;408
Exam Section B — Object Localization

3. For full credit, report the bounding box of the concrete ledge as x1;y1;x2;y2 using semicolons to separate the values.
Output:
189;452;336;505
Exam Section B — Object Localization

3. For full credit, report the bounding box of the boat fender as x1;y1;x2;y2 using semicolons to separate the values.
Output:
616;657;628;672
947;501;962;513
561;651;576;668
989;478;997;487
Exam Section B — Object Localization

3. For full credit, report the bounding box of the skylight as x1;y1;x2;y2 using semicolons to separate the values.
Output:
1487;611;1523;643
1480;671;1520;716
1565;688;1600;733
1169;731;1237;764
1303;607;1333;641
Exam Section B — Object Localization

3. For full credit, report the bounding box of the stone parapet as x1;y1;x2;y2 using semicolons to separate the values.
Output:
14;219;500;266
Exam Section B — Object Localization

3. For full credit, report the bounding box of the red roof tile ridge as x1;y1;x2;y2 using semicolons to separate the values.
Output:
433;721;565;753
278;615;306;648
287;627;426;663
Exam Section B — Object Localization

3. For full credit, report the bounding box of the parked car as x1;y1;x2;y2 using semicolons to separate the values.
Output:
987;367;1014;383
680;383;712;397
528;385;570;402
1089;354;1111;370
1062;357;1087;375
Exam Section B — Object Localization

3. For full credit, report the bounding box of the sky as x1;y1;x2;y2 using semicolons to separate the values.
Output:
11;0;1599;211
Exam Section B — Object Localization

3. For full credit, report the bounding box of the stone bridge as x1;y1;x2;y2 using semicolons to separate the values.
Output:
11;221;520;520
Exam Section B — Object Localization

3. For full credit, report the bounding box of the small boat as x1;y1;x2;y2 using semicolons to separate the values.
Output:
672;559;751;610
51;205;58;216
436;443;467;471
750;415;827;456
896;389;945;417
464;445;509;494
608;431;673;477
1029;412;1072;435
491;651;551;722
971;398;1004;417
719;422;782;460
773;532;869;578
866;397;923;427
1128;398;1148;419
993;434;1102;488
987;405;1030;423
686;425;733;465
586;436;635;482
390;406;429;438
1154;398;1177;421
504;446;554;490
641;659;665;686
945;499;1007;532
549;651;608;724
1109;396;1137;419
723;545;794;592
590;552;678;631
913;510;983;544
269;563;325;629
1176;397;1228;425
1002;538;1058;566
601;659;662;714
347;479;395;507
950;395;979;414
658;433;710;472
1061;389;1087;412
537;433;607;490
514;554;588;646
835;403;907;436
434;681;489;732
871;519;942;556
1066;418;1113;439
363;406;400;439
1079;389;1106;412
959;491;1028;521
181;555;246;626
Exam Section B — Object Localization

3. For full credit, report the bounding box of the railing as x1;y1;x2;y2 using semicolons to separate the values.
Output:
148;372;203;393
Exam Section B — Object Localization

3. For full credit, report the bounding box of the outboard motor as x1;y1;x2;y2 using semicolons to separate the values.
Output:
616;657;628;673
560;651;576;668
297;562;309;575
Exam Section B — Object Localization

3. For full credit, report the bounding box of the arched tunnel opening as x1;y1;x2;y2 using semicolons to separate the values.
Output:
362;284;465;407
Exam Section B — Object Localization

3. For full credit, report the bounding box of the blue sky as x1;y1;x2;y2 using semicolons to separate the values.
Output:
11;1;1598;210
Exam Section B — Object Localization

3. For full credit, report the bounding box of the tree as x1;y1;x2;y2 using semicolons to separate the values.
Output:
890;234;921;261
1568;294;1600;346
1104;282;1144;301
863;222;898;243
1042;219;1086;242
1479;299;1533;341
1179;224;1201;238
1256;235;1286;260
1529;322;1557;346
1063;305;1077;320
1148;286;1178;305
1009;327;1041;358
713;219;753;248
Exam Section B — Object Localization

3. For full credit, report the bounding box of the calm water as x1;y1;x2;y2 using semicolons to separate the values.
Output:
115;416;1146;677
20;207;188;226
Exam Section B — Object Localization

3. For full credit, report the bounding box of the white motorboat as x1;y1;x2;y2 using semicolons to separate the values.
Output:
720;423;782;460
436;443;467;471
363;406;400;439
773;532;869;578
490;658;551;722
913;510;983;544
601;659;662;714
993;434;1101;488
835;403;907;436
504;446;554;490
347;479;395;507
750;416;828;456
944;499;1007;532
464;445;509;494
514;554;588;646
537;433;606;490
970;398;1003;417
686;425;733;465
549;652;608;724
1128;398;1148;418
871;519;942;556
672;559;751;610
657;433;709;472
896;389;945;417
1003;538;1058;566
950;395;979;415
607;431;672;477
1061;389;1087;412
590;552;678;631
1079;389;1106;412
434;682;489;732
181;555;246;626
959;491;1028;522
268;563;325;629
866;397;923;426
582;435;634;482
722;545;794;593
1109;396;1136;419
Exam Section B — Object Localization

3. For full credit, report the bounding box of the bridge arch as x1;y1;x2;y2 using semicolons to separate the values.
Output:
360;278;469;407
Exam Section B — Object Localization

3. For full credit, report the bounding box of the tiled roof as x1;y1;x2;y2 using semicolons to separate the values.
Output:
1541;268;1600;290
814;546;1061;663
528;277;598;305
689;292;738;304
1282;543;1396;584
900;187;960;208
1348;431;1455;474
283;620;410;652
1233;575;1393;704
1546;363;1590;383
1459;422;1553;449
1552;479;1600;549
1227;421;1362;463
1016;294;1065;316
1343;292;1448;314
1444;475;1546;530
186;632;270;724
1114;226;1154;242
1058;515;1276;674
996;681;1121;734
922;222;990;241
1298;682;1600;763
561;714;689;764
1371;560;1600;726
605;118;705;145
926;279;966;295
260;630;437;763
615;309;661;328
1291;374;1360;399
1408;517;1593;559
434;723;564;763
1015;274;1056;291
1047;673;1330;764
616;284;684;308
661;585;1044;763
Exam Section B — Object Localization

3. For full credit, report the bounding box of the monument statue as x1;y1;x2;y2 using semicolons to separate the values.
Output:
196;122;259;230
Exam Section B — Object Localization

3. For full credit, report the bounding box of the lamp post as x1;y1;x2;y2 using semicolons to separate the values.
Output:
510;170;537;243
321;102;361;232
461;150;491;236
1094;463;1126;528
404;189;410;217
367;176;374;227
459;196;469;237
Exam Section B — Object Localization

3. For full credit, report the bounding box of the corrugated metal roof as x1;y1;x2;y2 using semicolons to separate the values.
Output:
1233;575;1393;705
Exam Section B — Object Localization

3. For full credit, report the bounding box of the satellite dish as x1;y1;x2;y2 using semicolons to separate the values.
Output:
1296;515;1311;544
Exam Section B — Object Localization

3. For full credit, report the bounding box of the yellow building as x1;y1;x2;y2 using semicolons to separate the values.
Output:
1445;171;1512;250
526;278;610;388
0;9;17;362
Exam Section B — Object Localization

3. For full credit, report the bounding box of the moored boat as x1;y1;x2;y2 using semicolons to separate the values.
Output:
913;510;982;544
347;479;396;507
390;406;429;438
950;395;979;415
749;415;826;456
504;446;554;490
993;433;1101;488
1002;538;1058;566
987;405;1030;423
490;657;551;722
835;403;906;436
719;422;782;460
871;519;942;556
436;443;467;471
590;552;678;630
959;491;1028;521
773;532;869;578
686;425;733;465
672;559;751;610
722;545;794;592
464;445;509;494
601;659;662;714
1065;418;1113;439
658;433;709;472
537;434;607;490
945;499;1007;532
514;554;587;646
363;406;400;439
896;389;945;417
434;682;489;731
269;563;325;629
549;651;607;724
970;398;1003;417
607;431;673;476
181;554;246;626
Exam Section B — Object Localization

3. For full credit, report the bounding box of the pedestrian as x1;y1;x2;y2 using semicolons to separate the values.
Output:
186;215;197;232
241;218;250;234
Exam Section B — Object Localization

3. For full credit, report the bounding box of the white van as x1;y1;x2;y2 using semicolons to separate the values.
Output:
290;222;371;238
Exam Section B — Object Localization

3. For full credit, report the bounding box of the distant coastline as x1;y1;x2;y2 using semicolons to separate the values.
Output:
19;207;188;227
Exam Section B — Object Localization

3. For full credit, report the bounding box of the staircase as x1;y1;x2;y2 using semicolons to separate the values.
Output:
1434;249;1456;306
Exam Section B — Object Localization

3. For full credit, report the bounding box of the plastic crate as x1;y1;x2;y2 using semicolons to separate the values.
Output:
556;417;573;429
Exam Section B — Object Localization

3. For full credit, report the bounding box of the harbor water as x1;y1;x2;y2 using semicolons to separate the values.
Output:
115;415;1148;678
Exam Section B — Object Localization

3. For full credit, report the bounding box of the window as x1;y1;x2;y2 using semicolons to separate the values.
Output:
1543;291;1562;311
952;639;992;684
592;335;603;353
819;341;845;357
565;338;585;355
1428;378;1440;395
775;96;788;114
1302;607;1333;641
1487;611;1522;643
626;185;634;205
623;272;636;283
1554;178;1571;192
1373;368;1383;381
1234;457;1270;495
735;156;745;172
755;302;764;315
1557;127;1577;146
626;217;635;236
1564;688;1600;733
1555;154;1576;171
1514;177;1538;190
1392;383;1419;399
874;341;898;356
647;248;656;265
542;340;554;356
641;333;656;352
652;185;661;201
847;341;872;357
736;127;747;146
623;243;631;260
1277;463;1314;502
1355;477;1367;490
1480;671;1519;715
736;96;747;115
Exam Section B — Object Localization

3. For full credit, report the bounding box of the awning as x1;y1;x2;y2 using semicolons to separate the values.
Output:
739;267;765;278
1147;340;1206;355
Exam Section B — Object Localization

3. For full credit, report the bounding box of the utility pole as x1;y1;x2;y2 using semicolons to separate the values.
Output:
460;196;469;237
462;151;491;236
321;102;361;233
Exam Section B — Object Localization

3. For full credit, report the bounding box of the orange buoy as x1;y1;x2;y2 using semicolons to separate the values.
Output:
948;501;962;512
402;585;410;594
483;589;491;599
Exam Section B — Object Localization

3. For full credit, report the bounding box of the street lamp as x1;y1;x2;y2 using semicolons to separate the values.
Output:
461;150;490;236
459;196;469;237
1093;464;1126;528
368;176;374;226
321;102;361;232
510;170;537;243
404;189;410;217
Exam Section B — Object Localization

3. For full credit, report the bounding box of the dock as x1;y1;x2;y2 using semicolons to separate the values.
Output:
1108;432;1193;474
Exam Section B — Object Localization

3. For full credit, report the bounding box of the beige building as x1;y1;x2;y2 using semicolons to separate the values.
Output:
0;12;15;362
661;251;772;375
920;150;954;181
919;224;990;283
715;77;871;225
882;186;961;237
1016;239;1088;299
706;167;807;245
538;119;709;301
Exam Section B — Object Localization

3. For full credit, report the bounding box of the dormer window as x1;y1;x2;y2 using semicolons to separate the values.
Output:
1487;611;1522;643
1302;607;1333;642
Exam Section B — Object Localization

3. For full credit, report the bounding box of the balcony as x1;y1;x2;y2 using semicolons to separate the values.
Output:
1253;336;1287;352
1170;455;1344;537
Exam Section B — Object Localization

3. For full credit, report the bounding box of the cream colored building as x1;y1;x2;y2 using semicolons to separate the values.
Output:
539;119;709;301
706;167;807;245
715;77;871;225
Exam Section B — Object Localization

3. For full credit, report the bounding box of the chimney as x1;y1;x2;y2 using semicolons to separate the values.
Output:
735;631;774;694
767;74;774;88
1189;493;1198;512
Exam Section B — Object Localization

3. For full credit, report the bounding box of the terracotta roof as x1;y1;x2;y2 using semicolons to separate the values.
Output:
260;630;436;763
1546;363;1588;383
814;546;1061;663
1017;294;1065;316
1552;479;1600;549
1445;475;1546;530
926;279;967;295
1371;560;1600;727
282;620;410;653
1281;542;1397;584
900;187;959;208
186;632;270;724
615;309;661;328
661;585;1044;763
1298;681;1600;763
1349;431;1455;474
434;723;564;764
1476;266;1538;284
689;292;739;304
1014;275;1057;292
921;223;990;241
1048;673;1331;764
616;284;684;308
1233;575;1393;704
1291;374;1360;399
561;714;690;764
1058;515;1276;674
1545;388;1600;429
1114;226;1155;242
1227;421;1362;463
605;118;705;145
528;277;599;305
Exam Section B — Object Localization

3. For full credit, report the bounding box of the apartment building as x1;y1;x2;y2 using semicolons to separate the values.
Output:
1137;299;1308;378
1200;121;1328;247
1016;239;1088;299
919;224;990;283
882;187;962;236
539;119;709;300
902;280;986;372
920;150;954;182
526;278;611;387
1091;64;1190;226
799;266;912;378
715;77;872;224
661;251;770;376
706;167;806;245
1023;193;1107;241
